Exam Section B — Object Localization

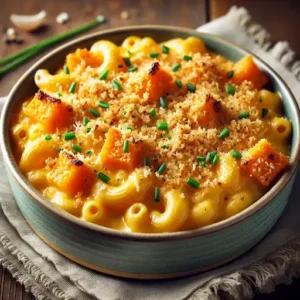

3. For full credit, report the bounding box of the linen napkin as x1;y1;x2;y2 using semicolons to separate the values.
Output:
1;6;300;300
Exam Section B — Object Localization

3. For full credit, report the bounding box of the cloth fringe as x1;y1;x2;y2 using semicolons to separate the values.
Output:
190;238;300;300
0;234;73;300
227;6;300;80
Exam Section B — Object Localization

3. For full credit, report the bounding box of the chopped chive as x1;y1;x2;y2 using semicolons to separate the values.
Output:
161;45;170;54
126;126;133;131
58;147;64;153
186;82;196;93
261;108;269;118
128;65;138;72
123;140;129;153
149;108;156;117
157;122;168;131
64;132;76;141
167;136;172;140
172;63;181;72
259;98;263;102
225;84;236;95
187;178;200;189
197;156;205;162
123;57;131;66
86;127;91;133
83;117;90;126
98;101;109;109
112;79;122;90
212;154;219;165
157;163;166;175
127;50;133;55
86;150;92;155
89;108;100;118
161;145;169;149
149;52;159;58
231;149;242;159
238;111;250;120
206;151;217;163
154;187;160;202
72;144;82;153
45;134;52;141
227;70;234;78
218;127;229;139
160;97;167;109
68;82;77;93
57;91;62;97
183;55;192;61
63;66;70;74
100;68;109;80
144;157;151;166
175;79;182;88
97;172;110;183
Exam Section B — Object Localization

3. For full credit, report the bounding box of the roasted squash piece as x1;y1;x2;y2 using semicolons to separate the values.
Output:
242;139;289;187
198;94;222;125
24;90;73;133
66;48;102;72
100;128;142;171
138;62;174;102
233;56;268;89
48;152;96;197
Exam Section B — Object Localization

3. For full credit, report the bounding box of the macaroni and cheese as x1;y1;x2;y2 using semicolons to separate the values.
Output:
11;36;291;233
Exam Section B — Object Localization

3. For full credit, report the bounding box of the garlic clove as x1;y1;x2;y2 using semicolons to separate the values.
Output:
56;12;70;24
10;10;47;32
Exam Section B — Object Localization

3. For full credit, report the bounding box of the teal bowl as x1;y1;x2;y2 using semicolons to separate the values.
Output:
1;26;300;279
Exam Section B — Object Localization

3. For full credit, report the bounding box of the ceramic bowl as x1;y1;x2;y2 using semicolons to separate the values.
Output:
1;26;300;279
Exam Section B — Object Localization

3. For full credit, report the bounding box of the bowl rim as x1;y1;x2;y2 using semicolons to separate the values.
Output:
1;25;300;242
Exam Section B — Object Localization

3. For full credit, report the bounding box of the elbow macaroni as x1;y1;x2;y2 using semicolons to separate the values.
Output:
10;36;291;233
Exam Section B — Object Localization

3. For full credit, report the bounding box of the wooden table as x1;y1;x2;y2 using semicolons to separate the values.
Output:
1;0;300;299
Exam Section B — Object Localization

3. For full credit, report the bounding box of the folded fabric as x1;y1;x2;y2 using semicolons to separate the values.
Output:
1;6;300;300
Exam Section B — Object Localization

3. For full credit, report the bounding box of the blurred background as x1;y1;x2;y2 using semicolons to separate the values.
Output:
1;0;300;299
1;0;300;96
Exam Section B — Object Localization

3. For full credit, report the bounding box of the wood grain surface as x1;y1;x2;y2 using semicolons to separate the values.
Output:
1;0;300;299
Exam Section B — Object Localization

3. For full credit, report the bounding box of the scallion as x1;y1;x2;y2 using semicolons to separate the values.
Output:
172;63;181;72
112;79;122;90
149;108;156;118
154;187;160;202
45;135;52;141
128;65;138;72
68;82;77;93
161;45;170;54
123;57;131;66
218;127;229;139
187;178;200;189
149;52;159;58
231;149;242;159
123;140;129;153
157;122;168;131
227;70;234;78
98;101;109;109
64;132;76;141
175;79;182;88
72;144;82;153
225;84;236;95
83;117;90;126
183;55;192;61
144;157;151;167
100;68;109;80
63;66;70;74
186;82;196;93
97;172;110;183
157;163;166;175
89;108;100;118
261;108;269;118
160;97;167;109
238;112;250;119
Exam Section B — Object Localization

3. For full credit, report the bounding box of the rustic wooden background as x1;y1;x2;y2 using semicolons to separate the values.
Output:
1;0;300;299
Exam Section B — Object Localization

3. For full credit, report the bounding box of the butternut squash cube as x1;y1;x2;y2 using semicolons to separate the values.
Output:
233;56;268;89
25;90;73;133
100;128;142;171
242;139;289;187
48;152;95;197
139;62;174;102
66;48;102;72
198;95;221;125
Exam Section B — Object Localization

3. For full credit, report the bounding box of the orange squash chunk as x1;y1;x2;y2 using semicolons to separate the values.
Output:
48;152;95;197
198;95;221;125
100;128;142;171
139;62;174;102
242;139;289;187
233;56;268;89
25;90;73;133
66;48;102;72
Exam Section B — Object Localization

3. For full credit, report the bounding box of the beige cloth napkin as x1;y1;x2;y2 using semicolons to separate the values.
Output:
1;7;300;300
